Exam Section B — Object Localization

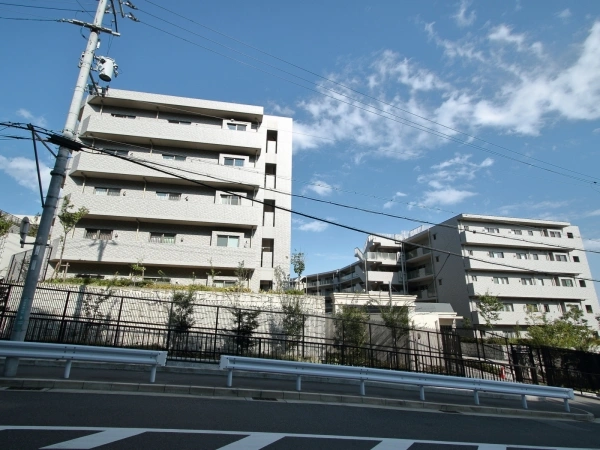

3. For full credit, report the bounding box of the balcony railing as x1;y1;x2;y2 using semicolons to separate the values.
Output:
405;248;431;260
366;252;399;262
407;267;434;280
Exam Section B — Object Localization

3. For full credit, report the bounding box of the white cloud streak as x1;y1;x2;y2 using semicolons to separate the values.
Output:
16;108;48;128
0;156;51;194
453;0;476;27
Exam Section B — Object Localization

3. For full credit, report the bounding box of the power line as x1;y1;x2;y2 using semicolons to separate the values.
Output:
138;2;599;186
0;2;91;11
0;15;58;21
75;144;600;283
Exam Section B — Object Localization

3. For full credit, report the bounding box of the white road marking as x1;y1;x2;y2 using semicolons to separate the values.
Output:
369;438;414;449
41;429;146;449
0;426;594;450
216;433;286;449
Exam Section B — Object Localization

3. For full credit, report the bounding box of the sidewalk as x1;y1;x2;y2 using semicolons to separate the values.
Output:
1;359;598;422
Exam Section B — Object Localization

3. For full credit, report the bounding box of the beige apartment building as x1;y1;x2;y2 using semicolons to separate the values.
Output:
50;89;292;291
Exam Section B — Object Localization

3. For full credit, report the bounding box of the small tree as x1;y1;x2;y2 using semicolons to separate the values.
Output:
53;196;89;279
235;260;252;290
290;250;305;292
229;307;261;354
0;212;17;238
206;258;220;287
334;304;369;364
476;291;503;331
280;296;306;352
371;298;410;348
273;265;290;293
130;260;146;286
527;307;596;351
168;289;195;333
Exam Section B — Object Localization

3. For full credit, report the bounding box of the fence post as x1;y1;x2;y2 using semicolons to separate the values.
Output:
57;291;71;343
113;296;125;347
0;284;12;336
369;323;374;368
302;314;305;360
165;300;174;352
213;306;220;360
341;319;345;366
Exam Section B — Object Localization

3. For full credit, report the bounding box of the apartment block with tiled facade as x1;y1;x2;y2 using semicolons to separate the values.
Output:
404;214;600;336
50;89;292;291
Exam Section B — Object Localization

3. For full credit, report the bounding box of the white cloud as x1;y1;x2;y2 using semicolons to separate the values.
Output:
419;153;494;184
593;128;600;134
453;0;476;27
269;103;295;116
497;200;570;216
583;239;600;252
0;156;51;193
16;108;48;128
302;179;333;196
556;9;571;19
586;209;600;217
421;188;476;206
296;220;329;232
383;191;408;209
294;21;600;161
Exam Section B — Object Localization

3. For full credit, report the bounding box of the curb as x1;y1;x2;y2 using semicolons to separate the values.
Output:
0;377;593;422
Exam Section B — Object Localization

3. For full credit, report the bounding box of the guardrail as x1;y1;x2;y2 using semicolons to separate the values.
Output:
0;341;167;382
219;355;574;411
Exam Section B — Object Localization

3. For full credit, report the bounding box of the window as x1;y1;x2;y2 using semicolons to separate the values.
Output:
489;251;504;258
516;253;528;260
162;154;186;161
223;157;244;167
501;303;514;312
433;233;437;240
221;194;241;205
555;254;568;262
111;113;135;119
543;304;550;313
84;229;113;240
464;225;470;231
566;304;580;312
213;280;237;288
560;279;574;287
156;192;181;201
438;279;443;286
94;187;121;196
573;256;580;263
579;280;587;287
549;231;562;238
525;304;539;313
485;227;500;233
567;232;574;239
532;254;539;260
527;230;534;236
216;235;240;247
493;277;509;284
167;119;191;125
149;232;176;244
471;275;478;281
512;229;522;235
521;278;534;285
468;250;473;256
227;123;247;131
586;305;593;314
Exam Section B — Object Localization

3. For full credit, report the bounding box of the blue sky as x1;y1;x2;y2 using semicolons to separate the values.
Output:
0;0;599;286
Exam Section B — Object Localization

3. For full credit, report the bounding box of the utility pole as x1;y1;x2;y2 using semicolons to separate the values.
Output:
3;0;112;377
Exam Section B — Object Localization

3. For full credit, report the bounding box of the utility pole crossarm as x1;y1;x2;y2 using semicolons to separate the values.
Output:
60;18;120;36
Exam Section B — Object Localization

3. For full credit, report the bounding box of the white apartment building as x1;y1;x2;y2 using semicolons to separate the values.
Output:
303;235;407;301
404;214;599;335
49;89;292;291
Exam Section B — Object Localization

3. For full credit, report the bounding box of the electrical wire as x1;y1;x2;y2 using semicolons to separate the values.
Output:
0;2;91;11
74;143;600;283
0;15;59;21
137;3;599;187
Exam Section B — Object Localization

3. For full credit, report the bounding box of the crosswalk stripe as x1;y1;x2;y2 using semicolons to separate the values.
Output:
214;433;286;449
477;445;507;450
370;438;414;449
41;429;146;449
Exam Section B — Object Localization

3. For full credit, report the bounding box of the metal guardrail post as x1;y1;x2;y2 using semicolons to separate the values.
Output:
113;296;125;347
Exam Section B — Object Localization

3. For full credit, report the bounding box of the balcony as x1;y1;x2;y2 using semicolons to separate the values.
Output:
407;266;434;281
57;236;258;269
411;289;436;300
466;282;585;300
367;271;403;284
68;191;260;227
464;257;582;275
460;230;575;250
70;152;263;187
366;252;400;264
405;247;431;261
79;114;263;153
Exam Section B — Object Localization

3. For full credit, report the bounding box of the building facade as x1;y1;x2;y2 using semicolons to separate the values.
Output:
303;235;407;298
404;214;599;336
50;89;292;291
303;215;599;335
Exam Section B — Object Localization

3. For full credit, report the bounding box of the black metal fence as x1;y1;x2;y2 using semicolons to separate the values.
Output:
1;283;598;391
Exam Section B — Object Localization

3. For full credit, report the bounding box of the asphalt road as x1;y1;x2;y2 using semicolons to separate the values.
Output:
0;390;598;449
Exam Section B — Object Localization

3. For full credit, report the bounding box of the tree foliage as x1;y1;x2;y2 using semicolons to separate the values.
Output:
229;307;261;354
234;260;252;290
372;299;410;347
527;307;596;351
53;196;89;279
290;250;305;278
334;305;369;349
0;212;17;238
280;296;306;350
168;289;195;333
476;291;503;330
